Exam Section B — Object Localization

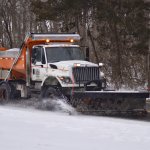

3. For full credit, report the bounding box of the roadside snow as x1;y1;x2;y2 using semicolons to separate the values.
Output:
0;106;150;150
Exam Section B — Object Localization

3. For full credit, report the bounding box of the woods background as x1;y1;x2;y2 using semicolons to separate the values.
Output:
0;0;150;89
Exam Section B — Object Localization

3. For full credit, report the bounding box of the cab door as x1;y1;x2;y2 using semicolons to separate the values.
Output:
31;46;48;81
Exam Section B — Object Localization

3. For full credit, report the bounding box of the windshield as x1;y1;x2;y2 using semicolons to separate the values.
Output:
46;47;85;63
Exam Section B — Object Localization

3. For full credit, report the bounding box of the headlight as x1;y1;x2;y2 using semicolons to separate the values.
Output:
58;76;72;84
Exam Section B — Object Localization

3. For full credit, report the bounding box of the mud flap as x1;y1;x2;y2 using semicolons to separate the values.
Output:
71;91;150;116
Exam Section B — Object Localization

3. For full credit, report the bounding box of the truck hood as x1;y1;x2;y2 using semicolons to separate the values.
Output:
49;60;98;70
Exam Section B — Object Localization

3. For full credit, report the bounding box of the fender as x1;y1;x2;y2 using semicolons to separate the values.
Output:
41;76;61;87
0;81;6;86
0;81;12;87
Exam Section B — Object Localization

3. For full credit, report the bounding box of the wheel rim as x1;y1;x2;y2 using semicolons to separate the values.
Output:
47;92;56;99
43;87;63;100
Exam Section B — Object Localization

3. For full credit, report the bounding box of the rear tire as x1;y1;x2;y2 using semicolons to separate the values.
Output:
0;83;11;103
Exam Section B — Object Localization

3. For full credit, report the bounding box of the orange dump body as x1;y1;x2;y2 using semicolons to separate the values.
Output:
0;39;47;80
0;47;8;51
0;48;26;80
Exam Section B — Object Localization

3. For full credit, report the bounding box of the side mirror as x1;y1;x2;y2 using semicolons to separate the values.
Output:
32;58;36;64
32;48;36;64
85;47;89;61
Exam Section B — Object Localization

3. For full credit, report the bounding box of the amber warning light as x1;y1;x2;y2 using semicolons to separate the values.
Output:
70;39;74;43
46;39;50;43
45;39;76;43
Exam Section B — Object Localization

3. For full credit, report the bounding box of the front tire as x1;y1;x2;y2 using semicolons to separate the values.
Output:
41;86;63;99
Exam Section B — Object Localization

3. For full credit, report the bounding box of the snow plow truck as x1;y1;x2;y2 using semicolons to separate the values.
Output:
0;33;149;116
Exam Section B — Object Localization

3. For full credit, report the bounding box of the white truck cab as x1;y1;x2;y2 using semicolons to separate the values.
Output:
30;38;105;91
24;33;106;98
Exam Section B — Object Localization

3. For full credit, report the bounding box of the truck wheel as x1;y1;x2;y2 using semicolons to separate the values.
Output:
0;83;11;103
41;86;63;99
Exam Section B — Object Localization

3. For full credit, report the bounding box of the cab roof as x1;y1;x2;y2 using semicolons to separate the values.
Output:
34;44;79;48
30;33;80;41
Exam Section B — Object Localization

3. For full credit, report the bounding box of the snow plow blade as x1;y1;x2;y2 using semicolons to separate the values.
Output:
71;91;150;116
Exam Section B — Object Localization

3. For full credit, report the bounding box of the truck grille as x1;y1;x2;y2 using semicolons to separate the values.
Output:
72;66;100;83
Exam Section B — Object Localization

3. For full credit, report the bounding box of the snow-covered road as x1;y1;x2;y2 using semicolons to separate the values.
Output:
0;106;150;150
